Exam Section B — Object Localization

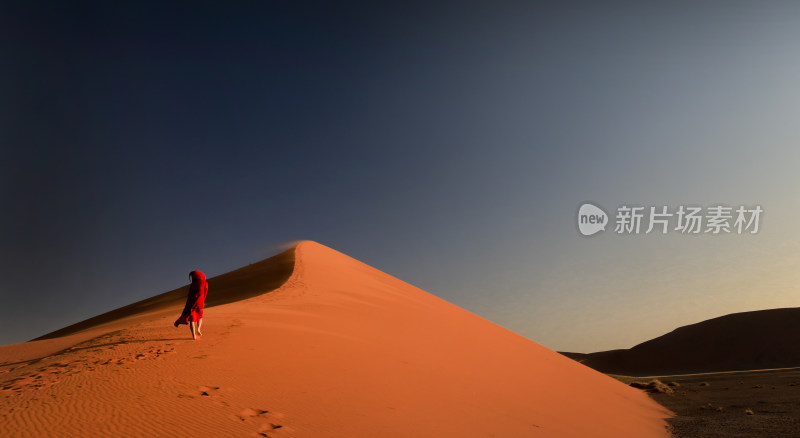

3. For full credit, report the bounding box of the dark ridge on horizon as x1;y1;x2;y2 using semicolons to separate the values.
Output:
561;307;800;376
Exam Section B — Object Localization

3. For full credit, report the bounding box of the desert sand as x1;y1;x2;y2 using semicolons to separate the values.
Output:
0;241;671;437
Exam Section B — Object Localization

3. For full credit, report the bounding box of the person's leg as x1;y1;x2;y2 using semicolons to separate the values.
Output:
197;318;203;336
189;321;197;340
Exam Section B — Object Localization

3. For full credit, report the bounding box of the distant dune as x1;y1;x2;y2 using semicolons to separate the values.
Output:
1;241;670;437
561;308;800;376
31;249;296;341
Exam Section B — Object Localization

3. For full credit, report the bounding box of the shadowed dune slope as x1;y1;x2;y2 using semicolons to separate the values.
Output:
1;241;670;437
32;248;295;341
561;308;800;376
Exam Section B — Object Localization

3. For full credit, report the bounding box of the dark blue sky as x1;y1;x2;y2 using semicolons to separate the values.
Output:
3;1;800;350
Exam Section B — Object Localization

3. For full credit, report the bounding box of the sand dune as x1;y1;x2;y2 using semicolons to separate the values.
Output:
562;308;800;376
32;248;296;342
1;241;670;437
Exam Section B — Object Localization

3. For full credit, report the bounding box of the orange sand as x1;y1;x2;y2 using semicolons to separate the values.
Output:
0;241;671;437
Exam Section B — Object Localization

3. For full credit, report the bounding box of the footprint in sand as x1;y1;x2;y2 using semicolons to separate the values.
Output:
1;372;60;392
178;385;221;399
148;347;176;358
235;408;288;436
257;422;286;437
198;385;220;396
237;407;269;421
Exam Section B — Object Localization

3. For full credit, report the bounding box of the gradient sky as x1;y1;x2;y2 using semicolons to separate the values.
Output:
3;1;800;351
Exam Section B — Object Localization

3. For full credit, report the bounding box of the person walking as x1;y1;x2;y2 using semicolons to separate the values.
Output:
174;270;208;340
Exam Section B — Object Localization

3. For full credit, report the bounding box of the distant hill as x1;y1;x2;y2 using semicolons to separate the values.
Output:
561;308;800;376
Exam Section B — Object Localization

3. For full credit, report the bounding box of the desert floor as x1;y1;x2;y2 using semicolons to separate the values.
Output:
621;368;800;437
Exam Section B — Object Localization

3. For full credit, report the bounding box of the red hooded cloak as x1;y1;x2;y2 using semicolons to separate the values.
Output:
174;270;208;326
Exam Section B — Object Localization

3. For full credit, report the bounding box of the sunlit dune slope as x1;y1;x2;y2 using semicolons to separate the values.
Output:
1;241;670;437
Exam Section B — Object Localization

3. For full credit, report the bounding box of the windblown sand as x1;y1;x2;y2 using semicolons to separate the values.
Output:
0;241;671;437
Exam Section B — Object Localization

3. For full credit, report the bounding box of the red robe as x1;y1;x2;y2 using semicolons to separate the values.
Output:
174;270;208;326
